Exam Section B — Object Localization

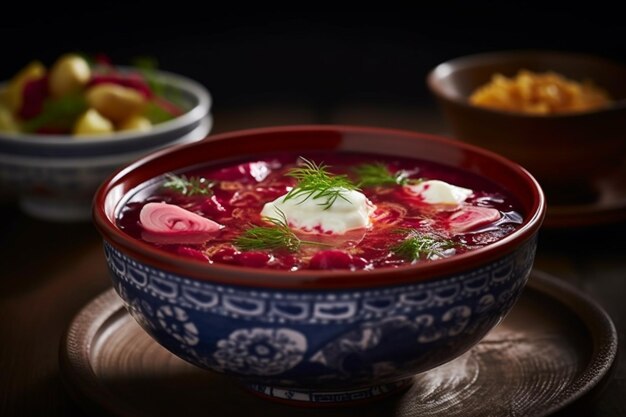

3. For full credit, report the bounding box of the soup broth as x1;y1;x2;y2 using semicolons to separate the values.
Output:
118;152;523;271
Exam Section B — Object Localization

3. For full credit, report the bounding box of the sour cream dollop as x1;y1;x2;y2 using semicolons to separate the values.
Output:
405;180;473;205
261;188;377;234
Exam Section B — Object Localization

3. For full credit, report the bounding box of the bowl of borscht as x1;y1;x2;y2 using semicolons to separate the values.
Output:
93;125;546;406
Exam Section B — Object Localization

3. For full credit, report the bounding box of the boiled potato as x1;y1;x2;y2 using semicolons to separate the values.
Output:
0;105;19;132
6;61;46;112
86;84;146;122
73;109;113;136
48;54;91;98
0;88;10;106
117;114;151;132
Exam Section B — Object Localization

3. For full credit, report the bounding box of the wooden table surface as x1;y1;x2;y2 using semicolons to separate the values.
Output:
1;108;625;416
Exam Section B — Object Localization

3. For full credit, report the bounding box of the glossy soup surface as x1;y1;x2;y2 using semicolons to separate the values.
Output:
118;152;524;271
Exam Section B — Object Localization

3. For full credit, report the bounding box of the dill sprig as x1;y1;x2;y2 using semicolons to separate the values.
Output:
162;174;215;196
391;229;456;262
283;157;358;210
234;208;328;252
353;163;422;187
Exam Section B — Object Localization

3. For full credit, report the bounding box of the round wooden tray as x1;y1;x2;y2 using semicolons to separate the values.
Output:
543;164;626;228
59;270;617;417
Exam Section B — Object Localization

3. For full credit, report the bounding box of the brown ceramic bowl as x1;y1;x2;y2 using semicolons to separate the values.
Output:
427;50;626;203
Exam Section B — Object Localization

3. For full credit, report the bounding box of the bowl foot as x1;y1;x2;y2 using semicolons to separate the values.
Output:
20;195;92;222
242;378;413;407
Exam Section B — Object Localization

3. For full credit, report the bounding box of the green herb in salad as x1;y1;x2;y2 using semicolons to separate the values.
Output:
131;56;185;110
143;101;176;124
131;56;164;97
21;94;88;133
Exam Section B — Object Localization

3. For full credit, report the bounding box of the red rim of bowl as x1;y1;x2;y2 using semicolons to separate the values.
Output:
93;125;546;290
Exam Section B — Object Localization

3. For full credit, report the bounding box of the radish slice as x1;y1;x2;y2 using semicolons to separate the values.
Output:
140;202;222;244
89;73;152;98
448;206;501;233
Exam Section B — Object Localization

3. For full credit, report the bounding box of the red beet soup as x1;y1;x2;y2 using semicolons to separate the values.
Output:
117;151;524;271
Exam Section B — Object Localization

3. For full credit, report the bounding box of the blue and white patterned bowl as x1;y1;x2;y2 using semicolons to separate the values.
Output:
94;126;546;406
0;69;212;221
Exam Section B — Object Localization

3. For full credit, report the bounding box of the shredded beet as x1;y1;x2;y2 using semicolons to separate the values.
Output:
309;250;367;270
236;251;271;268
176;246;209;262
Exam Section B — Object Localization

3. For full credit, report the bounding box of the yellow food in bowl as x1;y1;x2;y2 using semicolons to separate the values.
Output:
469;69;612;114
0;54;185;137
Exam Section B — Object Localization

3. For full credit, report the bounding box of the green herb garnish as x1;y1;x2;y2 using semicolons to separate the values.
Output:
132;56;164;96
234;208;328;252
353;163;422;187
391;229;456;262
143;101;176;124
21;94;88;133
283;157;358;210
162;174;215;196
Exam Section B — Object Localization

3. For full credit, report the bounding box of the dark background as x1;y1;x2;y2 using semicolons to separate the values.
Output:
2;10;626;417
2;10;625;115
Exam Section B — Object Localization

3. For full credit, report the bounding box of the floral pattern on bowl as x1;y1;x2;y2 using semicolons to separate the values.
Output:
106;236;536;404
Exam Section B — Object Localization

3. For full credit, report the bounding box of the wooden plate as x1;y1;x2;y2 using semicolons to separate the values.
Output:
59;270;617;417
543;163;626;228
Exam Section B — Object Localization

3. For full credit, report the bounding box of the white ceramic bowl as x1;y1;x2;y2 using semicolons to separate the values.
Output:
0;69;212;221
